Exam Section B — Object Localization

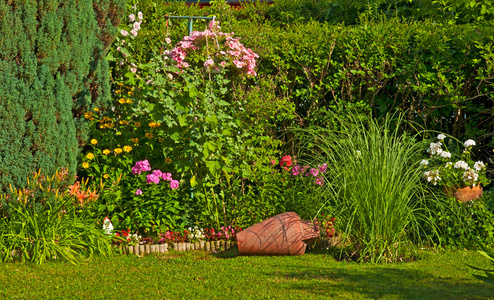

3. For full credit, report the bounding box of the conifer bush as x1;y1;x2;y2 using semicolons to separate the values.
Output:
0;0;126;192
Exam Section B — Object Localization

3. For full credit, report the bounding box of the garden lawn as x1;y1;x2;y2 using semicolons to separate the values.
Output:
0;249;492;299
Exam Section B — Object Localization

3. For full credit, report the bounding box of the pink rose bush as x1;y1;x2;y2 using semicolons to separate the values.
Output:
167;20;259;76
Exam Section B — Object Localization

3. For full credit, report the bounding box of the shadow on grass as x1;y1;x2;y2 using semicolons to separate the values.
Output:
261;259;493;299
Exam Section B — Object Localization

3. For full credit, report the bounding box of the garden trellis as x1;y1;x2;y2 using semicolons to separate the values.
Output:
165;15;216;37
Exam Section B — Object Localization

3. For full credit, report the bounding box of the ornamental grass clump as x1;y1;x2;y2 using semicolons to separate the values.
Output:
297;113;434;263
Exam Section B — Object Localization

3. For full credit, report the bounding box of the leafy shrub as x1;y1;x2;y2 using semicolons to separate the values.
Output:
425;196;494;249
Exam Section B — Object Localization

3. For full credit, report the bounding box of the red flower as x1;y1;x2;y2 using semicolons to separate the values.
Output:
279;155;292;170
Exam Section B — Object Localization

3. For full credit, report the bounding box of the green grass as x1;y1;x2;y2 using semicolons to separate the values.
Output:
0;248;492;299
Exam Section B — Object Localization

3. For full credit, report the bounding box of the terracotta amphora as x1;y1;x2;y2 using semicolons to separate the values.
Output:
237;212;320;256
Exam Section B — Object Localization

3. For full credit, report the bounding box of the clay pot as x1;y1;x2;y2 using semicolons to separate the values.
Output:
443;185;483;203
237;212;320;256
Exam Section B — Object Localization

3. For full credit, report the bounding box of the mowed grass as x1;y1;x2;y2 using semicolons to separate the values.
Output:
0;248;493;299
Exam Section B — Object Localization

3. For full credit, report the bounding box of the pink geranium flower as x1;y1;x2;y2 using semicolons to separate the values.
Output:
170;180;179;189
146;174;160;184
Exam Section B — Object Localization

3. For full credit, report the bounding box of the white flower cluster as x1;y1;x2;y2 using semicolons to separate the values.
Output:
464;139;476;148
474;161;485;171
128;233;142;246
428;142;443;156
424;170;441;185
439;151;451;159
121;11;143;37
463;169;479;183
188;226;205;241
421;135;487;188
454;160;469;170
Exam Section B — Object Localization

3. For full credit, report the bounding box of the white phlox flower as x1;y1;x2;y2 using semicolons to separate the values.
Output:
188;226;205;240
463;169;478;183
437;134;446;141
464;139;476;148
454;160;469;170
446;162;453;167
420;159;429;166
440;151;451;159
474;161;485;171
424;170;441;185
428;142;443;156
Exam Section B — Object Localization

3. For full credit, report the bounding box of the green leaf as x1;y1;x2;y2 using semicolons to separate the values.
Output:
205;160;220;175
188;85;198;98
104;52;115;61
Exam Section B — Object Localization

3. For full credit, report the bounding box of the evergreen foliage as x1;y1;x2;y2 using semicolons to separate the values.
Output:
0;0;126;191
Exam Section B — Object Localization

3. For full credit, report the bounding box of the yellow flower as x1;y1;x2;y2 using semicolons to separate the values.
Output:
93;107;100;112
119;120;129;125
103;116;112;122
106;123;115;129
118;98;126;104
149;122;162;128
90;139;98;145
117;83;124;86
134;122;141;128
131;138;139;143
128;91;134;96
103;149;111;155
115;90;122;93
114;148;123;155
103;174;110;179
145;133;153;139
165;158;172;164
123;145;132;153
84;112;93;119
82;162;90;169
126;99;133;104
158;138;164;143
86;153;95;160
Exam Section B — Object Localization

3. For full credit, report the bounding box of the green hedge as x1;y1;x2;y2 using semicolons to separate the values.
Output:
129;1;494;149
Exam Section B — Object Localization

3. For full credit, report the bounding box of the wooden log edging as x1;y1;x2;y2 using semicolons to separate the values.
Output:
125;240;236;256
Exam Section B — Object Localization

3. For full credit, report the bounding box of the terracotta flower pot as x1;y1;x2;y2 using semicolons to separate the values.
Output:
443;185;483;203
